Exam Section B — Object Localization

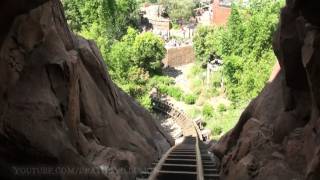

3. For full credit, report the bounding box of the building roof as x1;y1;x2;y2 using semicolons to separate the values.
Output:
219;0;233;7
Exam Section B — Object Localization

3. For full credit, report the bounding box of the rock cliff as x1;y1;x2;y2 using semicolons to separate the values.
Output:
211;0;320;180
0;1;173;179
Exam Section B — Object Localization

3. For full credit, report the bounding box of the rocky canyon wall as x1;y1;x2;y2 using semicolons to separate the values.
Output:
0;0;173;180
211;0;320;180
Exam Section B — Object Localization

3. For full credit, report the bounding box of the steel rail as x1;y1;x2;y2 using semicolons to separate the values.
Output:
135;96;219;180
149;97;205;180
148;145;177;180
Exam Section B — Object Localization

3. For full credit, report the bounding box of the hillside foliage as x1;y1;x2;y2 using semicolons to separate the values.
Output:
193;0;284;102
160;0;197;22
63;0;168;108
63;0;138;57
107;28;166;104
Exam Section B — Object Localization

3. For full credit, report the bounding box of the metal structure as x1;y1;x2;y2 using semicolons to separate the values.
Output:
136;97;220;180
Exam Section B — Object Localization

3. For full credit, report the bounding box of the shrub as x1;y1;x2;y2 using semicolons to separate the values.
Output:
167;87;184;100
133;32;166;75
121;83;145;98
138;95;152;110
202;103;214;119
212;126;223;136
183;94;198;105
217;104;227;113
157;84;169;94
148;76;174;87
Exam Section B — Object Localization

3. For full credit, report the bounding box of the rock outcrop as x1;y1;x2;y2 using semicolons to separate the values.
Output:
0;1;173;180
211;1;320;180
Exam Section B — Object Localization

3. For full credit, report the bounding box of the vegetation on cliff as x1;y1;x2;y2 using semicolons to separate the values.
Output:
192;0;284;138
107;27;166;107
194;0;284;102
62;0;284;139
62;0;169;108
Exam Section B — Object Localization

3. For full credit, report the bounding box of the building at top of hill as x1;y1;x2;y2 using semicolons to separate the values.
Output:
212;0;232;26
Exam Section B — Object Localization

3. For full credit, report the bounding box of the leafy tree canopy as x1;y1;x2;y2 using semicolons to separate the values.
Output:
106;27;165;105
63;0;138;48
62;1;166;108
159;0;198;22
193;0;284;102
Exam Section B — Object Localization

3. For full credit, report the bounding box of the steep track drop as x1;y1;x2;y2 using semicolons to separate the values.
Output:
136;97;220;180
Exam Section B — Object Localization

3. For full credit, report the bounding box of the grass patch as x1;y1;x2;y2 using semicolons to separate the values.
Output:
204;102;248;139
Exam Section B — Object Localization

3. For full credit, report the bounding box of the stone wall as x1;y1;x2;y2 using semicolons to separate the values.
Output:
149;18;170;31
162;45;195;67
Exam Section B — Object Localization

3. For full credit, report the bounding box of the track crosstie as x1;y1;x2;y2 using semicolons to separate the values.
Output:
136;96;220;180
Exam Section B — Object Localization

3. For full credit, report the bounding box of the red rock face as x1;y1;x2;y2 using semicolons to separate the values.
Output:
0;1;173;179
211;0;320;180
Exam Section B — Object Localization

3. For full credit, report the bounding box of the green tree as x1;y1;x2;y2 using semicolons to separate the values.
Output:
133;32;166;75
107;28;165;81
160;0;196;22
193;25;215;63
107;28;165;106
62;0;138;52
193;0;284;102
107;27;138;82
62;0;166;109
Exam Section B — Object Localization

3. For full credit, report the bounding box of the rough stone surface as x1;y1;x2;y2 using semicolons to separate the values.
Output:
0;1;173;179
211;1;320;180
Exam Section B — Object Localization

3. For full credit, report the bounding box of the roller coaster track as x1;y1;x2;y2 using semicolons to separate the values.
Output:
136;96;220;180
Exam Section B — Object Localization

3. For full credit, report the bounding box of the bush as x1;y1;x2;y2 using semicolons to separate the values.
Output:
183;94;198;105
133;32;166;75
167;87;184;100
155;82;184;101
138;95;152;110
202;103;214;119
217;104;227;112
121;83;145;98
212;126;223;136
148;76;174;87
